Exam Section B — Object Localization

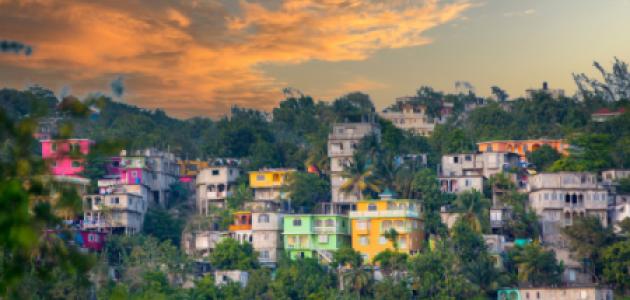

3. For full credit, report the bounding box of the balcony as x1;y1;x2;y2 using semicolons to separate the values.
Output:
490;220;505;228
349;209;419;219
229;224;252;231
312;226;338;234
205;191;230;199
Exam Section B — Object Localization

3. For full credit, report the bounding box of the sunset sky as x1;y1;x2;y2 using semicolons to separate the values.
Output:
1;0;629;118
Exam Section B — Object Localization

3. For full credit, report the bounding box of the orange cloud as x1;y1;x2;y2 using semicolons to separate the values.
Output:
0;0;471;117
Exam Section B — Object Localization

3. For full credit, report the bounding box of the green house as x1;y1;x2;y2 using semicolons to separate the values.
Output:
283;214;350;262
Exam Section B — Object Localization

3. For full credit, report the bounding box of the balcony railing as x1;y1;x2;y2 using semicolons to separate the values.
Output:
312;226;339;233
380;225;414;233
229;224;252;231
349;210;420;219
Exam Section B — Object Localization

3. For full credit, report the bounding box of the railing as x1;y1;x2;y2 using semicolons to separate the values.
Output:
228;224;252;231
380;225;414;233
312;226;339;233
490;220;505;228
349;210;419;219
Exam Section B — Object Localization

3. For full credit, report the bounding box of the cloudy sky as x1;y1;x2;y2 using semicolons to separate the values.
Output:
1;0;629;118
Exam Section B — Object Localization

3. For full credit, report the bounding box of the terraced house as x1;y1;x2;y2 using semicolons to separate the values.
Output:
283;214;350;263
349;192;424;262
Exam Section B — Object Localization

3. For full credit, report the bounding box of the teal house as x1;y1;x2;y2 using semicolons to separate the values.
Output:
283;214;350;262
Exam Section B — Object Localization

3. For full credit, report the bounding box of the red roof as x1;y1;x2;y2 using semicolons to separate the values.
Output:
593;107;626;115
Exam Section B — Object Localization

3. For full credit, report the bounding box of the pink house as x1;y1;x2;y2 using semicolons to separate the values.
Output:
41;139;92;177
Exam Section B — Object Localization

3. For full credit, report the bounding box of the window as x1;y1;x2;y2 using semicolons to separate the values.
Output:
72;161;80;168
259;250;269;259
453;156;459;163
357;220;368;230
258;214;270;223
88;234;98;242
51;143;57;152
51;161;57;167
212;169;219;176
129;198;133;205
318;235;329;243
368;204;377;211
379;236;387;245
465;155;472;161
359;236;369;246
325;219;334;227
113;197;119;204
256;174;265;181
293;219;302;226
273;174;280;181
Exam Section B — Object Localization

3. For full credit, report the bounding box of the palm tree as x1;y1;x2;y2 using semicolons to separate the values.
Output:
342;266;371;297
513;242;564;287
305;136;329;174
340;153;381;200
373;249;408;282
454;191;490;233
383;228;400;251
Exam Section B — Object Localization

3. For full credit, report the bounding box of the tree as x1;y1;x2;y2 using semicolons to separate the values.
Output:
510;242;564;287
373;278;412;300
573;57;630;102
453;191;490;233
209;238;259;270
226;183;253;210
601;240;630;295
491;86;509;102
372;250;408;282
526;144;562;171
284;172;330;213
451;221;499;294
412;169;450;236
408;244;481;299
415;86;444;119
143;207;185;246
340;153;381;200
270;257;335;299
549;133;614;172
561;216;616;280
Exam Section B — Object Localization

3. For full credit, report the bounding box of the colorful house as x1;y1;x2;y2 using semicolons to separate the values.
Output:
477;139;569;161
178;160;210;182
229;211;253;244
349;192;424;262
283;214;350;262
41;138;92;177
249;168;295;206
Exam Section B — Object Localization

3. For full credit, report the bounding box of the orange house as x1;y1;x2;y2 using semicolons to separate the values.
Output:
229;211;253;244
477;139;569;160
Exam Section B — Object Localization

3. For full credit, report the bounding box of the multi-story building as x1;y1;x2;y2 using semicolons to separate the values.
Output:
438;152;520;194
283;214;350;262
82;190;147;234
349;192;423;262
196;166;241;213
251;211;283;267
440;152;521;179
477;139;569;161
178;160;209;182
379;100;451;136
592;107;626;122
119;149;179;207
229;211;253;244
41;138;92;177
182;230;228;258
528;172;609;284
328;122;381;207
249;168;295;210
601;169;630;184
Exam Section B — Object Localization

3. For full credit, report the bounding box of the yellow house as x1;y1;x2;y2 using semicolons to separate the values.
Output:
178;160;209;177
349;192;424;262
249;169;296;203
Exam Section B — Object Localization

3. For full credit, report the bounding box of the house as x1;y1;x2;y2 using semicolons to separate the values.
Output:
349;191;424;262
477;139;569;161
441;152;521;179
328;122;381;208
283;214;351;263
119;149;179;207
498;286;614;300
611;193;630;233
214;270;249;288
249;168;295;210
592;107;626;122
229;211;253;244
181;230;228;258
196;166;240;213
379;98;451;136
601;169;630;185
178;160;209;182
251;211;283;267
525;81;566;100
82;191;147;235
528;172;609;284
41;138;92;177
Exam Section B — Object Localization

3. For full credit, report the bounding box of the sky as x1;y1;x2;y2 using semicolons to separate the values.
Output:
1;0;629;118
